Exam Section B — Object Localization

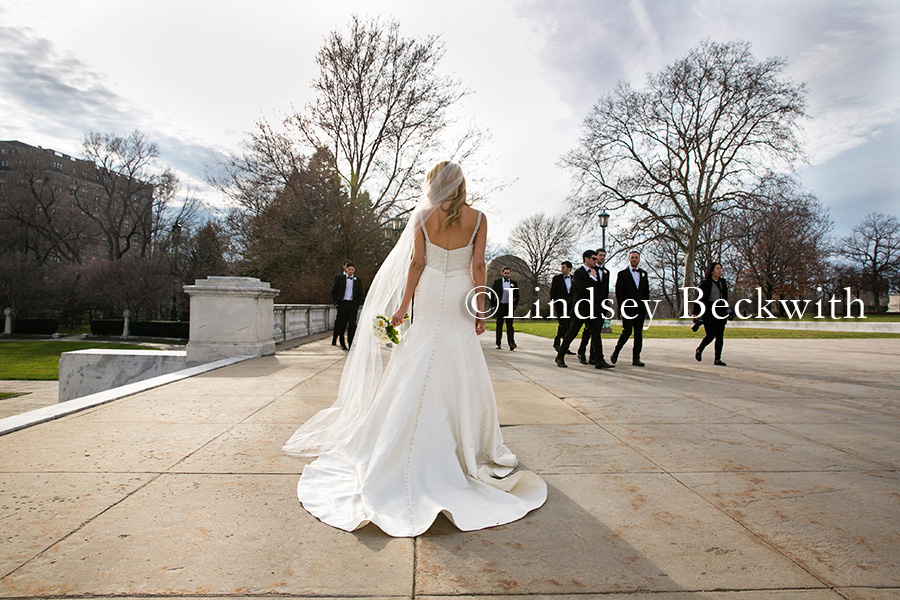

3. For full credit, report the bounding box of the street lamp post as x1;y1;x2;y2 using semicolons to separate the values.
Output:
598;210;609;251
598;210;611;333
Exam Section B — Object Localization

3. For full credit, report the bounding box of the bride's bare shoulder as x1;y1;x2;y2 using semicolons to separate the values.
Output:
460;204;483;222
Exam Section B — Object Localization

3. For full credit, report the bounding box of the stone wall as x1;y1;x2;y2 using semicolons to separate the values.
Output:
59;349;188;402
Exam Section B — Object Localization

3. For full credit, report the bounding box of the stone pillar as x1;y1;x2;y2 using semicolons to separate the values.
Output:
3;308;12;336
122;310;131;338
183;277;279;365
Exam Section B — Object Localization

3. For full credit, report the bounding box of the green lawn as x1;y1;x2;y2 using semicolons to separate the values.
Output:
0;341;159;381
0;392;23;401
487;320;900;340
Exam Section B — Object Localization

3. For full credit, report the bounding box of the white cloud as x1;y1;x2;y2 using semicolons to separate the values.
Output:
788;4;900;163
1;0;897;245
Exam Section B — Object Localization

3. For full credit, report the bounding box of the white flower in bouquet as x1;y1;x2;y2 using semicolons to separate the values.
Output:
373;314;405;345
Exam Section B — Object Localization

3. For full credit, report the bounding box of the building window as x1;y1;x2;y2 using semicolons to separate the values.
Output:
52;161;63;170
0;159;8;167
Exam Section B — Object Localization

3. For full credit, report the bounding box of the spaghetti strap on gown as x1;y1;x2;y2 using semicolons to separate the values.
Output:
294;211;547;536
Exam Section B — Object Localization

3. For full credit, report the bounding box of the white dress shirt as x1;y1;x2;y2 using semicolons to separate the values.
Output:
343;275;354;301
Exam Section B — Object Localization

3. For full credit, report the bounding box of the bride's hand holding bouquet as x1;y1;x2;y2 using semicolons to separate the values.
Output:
375;310;408;345
475;311;486;336
391;306;409;327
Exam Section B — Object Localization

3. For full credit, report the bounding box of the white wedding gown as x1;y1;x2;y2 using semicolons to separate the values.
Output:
293;213;547;536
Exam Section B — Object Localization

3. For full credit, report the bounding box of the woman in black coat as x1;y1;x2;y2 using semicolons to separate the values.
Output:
694;262;729;366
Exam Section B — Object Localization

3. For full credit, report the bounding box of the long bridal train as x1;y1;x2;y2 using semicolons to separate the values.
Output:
284;210;546;537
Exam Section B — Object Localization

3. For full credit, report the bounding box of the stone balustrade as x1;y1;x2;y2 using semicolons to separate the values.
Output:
273;304;337;342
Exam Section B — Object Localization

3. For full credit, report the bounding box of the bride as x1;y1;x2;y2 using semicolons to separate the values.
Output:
283;160;546;537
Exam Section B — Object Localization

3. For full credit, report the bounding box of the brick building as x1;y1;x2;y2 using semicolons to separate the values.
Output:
0;140;154;262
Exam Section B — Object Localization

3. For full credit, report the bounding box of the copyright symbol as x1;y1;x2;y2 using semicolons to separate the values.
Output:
465;286;499;319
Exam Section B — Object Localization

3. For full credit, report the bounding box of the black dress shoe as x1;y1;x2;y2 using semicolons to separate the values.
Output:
714;359;727;366
595;360;615;369
565;349;575;355
555;355;568;368
695;347;702;362
341;344;349;351
610;347;620;364
509;343;517;351
577;354;588;365
496;344;502;350
332;340;337;346
632;360;645;367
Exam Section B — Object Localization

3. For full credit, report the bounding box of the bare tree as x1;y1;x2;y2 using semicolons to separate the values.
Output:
841;212;900;312
150;173;203;256
211;16;489;283
0;252;48;315
80;130;200;259
564;39;807;289
0;161;92;263
631;224;686;315
508;213;578;292
299;16;464;202
81;254;172;319
727;175;832;305
288;15;478;259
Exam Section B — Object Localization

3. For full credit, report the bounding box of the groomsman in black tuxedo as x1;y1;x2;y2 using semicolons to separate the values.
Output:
612;250;650;367
332;261;364;350
491;267;519;350
555;250;614;369
577;248;610;364
549;260;574;352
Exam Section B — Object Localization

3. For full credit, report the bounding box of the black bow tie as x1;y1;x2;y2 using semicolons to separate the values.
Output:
503;279;510;283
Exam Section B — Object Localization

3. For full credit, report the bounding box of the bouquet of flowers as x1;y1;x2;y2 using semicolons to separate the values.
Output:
373;313;407;345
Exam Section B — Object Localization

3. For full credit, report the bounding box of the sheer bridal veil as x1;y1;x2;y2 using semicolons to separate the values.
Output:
283;161;467;457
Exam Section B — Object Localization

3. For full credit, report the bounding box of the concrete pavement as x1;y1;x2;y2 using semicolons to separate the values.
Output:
0;381;57;419
0;338;185;420
1;333;898;598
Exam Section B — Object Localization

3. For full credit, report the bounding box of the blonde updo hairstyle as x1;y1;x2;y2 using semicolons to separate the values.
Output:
424;160;468;230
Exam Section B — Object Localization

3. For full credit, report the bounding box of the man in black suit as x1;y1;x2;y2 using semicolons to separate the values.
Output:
612;250;650;367
555;250;614;369
549;260;574;352
577;248;610;364
332;261;364;350
490;267;519;350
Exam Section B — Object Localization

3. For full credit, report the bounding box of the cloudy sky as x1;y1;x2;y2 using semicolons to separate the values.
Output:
1;0;898;256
